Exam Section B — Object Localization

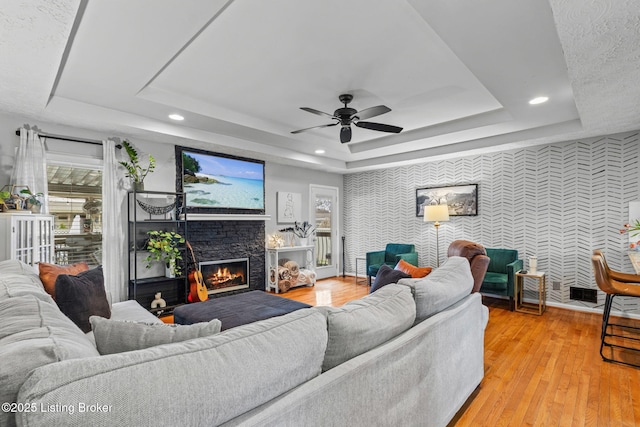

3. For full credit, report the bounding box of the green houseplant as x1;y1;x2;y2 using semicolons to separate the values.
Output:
145;230;185;277
0;190;10;212
119;140;155;191
20;189;44;213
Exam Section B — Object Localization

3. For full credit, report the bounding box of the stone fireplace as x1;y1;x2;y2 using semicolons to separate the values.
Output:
200;258;249;295
187;220;265;297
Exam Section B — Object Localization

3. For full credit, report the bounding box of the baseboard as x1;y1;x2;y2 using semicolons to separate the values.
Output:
517;296;640;320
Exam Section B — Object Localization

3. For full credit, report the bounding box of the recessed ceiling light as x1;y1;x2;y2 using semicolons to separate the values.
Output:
315;149;325;154
529;96;549;105
168;114;184;121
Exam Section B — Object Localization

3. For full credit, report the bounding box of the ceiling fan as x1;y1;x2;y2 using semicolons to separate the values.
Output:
291;94;403;143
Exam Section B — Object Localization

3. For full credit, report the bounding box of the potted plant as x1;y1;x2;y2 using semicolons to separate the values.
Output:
0;190;10;212
119;140;155;191
293;221;316;246
144;230;185;277
20;189;44;213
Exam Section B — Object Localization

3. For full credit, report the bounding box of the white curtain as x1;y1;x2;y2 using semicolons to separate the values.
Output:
102;139;127;302
11;128;49;213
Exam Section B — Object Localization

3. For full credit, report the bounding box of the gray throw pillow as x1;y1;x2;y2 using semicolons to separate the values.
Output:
89;316;222;355
316;284;416;371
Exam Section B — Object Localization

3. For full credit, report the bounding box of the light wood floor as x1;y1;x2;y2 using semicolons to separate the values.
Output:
282;276;640;426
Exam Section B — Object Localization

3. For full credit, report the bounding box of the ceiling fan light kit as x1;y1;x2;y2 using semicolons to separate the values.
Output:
292;94;403;143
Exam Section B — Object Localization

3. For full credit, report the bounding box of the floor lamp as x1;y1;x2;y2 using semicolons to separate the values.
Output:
424;204;450;267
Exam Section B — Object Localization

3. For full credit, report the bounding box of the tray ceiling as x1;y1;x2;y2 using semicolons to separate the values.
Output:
1;0;639;173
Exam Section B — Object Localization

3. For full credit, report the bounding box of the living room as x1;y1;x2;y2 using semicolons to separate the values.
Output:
1;1;640;426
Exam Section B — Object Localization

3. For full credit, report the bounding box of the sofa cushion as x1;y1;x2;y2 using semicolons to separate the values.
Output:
398;256;474;323
0;259;40;277
16;308;327;427
90;316;222;355
55;266;111;333
395;259;433;278
38;261;89;299
481;271;508;291
370;264;410;293
316;284;416;371
0;295;98;427
0;273;53;304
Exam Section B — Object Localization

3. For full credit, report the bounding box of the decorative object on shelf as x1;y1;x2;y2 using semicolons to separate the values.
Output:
1;184;30;210
136;198;176;215
268;233;285;248
151;292;167;310
528;255;538;273
416;184;478;217
0;190;10;212
119;140;155;191
20;188;44;213
145;230;185;277
293;221;315;246
424;204;449;267
621;219;640;250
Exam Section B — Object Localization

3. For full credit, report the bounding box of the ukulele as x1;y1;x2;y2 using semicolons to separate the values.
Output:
186;241;208;302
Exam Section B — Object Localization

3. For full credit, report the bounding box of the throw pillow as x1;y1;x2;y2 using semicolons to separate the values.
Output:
395;259;433;278
38;261;89;299
89;316;222;355
370;264;410;293
55;266;111;333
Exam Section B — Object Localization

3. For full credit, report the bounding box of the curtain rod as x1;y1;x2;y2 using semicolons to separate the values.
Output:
14;129;121;149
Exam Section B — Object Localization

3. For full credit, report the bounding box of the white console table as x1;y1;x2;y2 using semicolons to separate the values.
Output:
266;245;315;293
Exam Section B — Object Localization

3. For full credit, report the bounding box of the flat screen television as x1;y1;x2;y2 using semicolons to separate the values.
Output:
175;146;265;214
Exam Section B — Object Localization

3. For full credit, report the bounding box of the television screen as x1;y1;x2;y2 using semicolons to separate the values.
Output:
176;147;265;212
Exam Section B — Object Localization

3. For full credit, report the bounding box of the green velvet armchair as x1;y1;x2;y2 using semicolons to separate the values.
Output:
366;244;418;285
480;248;523;310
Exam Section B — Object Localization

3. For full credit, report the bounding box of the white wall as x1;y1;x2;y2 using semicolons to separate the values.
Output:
0;112;343;241
344;130;640;313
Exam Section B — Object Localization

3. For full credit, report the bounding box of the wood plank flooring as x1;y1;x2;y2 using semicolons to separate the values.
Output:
280;276;640;426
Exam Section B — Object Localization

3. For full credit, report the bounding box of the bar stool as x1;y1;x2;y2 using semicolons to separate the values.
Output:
591;253;640;368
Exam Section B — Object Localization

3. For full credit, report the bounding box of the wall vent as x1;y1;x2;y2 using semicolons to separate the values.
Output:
569;287;598;303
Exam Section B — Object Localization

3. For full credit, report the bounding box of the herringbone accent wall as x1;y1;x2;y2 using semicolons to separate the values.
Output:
344;131;640;313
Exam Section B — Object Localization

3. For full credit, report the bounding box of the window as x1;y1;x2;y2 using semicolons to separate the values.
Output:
47;164;102;266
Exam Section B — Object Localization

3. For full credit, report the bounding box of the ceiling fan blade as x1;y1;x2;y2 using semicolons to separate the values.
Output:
351;105;391;121
291;122;338;134
300;107;336;119
355;121;403;133
340;126;352;143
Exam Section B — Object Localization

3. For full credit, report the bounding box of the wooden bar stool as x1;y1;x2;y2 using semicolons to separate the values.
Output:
591;252;640;368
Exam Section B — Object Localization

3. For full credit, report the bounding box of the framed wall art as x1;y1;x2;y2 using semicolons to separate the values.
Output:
416;184;478;217
277;191;302;223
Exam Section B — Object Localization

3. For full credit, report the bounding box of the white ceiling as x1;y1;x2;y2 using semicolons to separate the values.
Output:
1;0;639;173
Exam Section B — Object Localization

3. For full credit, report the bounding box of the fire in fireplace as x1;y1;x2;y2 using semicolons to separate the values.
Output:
199;258;249;295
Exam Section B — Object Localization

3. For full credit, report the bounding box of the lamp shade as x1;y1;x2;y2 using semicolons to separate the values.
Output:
424;204;450;222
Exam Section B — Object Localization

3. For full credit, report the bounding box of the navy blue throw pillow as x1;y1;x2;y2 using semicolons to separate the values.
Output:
370;264;411;294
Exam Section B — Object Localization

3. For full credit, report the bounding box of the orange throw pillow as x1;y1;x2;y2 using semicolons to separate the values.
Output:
394;259;432;278
38;262;90;299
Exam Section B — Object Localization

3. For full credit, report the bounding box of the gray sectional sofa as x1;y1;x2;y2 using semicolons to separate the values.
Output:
0;256;488;427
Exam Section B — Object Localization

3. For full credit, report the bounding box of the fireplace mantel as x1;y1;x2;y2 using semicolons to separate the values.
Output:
180;214;271;221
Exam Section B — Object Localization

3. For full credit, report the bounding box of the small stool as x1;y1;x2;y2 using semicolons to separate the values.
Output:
592;252;640;368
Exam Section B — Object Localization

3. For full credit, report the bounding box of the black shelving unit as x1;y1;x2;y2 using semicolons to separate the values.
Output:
127;190;187;315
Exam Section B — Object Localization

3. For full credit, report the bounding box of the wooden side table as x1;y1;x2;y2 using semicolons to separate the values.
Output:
515;271;546;315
